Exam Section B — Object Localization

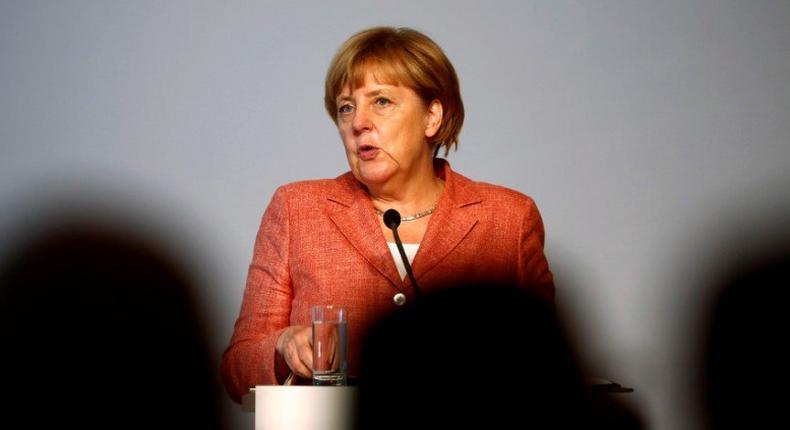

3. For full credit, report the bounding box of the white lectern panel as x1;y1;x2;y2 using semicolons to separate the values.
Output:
253;386;357;430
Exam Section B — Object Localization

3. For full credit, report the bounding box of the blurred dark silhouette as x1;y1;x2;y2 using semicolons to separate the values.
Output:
356;284;642;429
0;218;222;429
697;248;790;429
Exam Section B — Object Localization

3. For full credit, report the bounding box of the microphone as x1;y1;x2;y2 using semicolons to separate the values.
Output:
383;209;421;298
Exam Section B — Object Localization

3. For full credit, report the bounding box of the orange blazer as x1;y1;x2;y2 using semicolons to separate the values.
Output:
220;160;554;402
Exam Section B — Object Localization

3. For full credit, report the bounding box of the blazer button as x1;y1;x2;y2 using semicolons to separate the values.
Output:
393;293;406;306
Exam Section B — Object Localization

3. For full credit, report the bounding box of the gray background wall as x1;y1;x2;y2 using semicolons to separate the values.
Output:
2;1;789;429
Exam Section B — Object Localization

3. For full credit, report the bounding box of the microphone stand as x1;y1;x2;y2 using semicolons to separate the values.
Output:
383;209;421;299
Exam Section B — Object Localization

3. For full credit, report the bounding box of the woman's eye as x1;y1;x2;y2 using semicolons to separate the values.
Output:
338;104;354;115
374;97;391;107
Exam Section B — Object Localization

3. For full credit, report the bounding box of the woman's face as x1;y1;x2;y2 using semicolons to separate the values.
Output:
335;72;441;188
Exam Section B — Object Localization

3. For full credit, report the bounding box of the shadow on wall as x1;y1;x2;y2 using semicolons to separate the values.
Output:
356;284;644;429
0;210;222;429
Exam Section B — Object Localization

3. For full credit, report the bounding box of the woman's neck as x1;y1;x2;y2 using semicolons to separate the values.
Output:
367;164;444;215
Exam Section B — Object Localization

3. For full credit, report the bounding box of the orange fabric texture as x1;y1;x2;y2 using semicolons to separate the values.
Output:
220;160;554;402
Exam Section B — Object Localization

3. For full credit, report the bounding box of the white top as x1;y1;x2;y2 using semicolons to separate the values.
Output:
387;242;420;280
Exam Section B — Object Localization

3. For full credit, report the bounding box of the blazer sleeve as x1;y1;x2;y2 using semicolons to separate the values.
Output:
220;186;294;403
517;198;555;301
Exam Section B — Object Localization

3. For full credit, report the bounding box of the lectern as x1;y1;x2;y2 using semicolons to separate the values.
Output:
241;379;632;429
243;386;357;430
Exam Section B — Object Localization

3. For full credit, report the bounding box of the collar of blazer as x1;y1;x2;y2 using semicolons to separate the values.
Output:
326;159;481;289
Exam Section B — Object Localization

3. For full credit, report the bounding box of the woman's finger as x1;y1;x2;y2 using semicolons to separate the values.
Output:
287;342;312;378
300;341;314;373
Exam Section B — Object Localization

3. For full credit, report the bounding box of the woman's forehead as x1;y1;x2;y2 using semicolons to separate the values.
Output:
339;74;400;95
339;61;411;95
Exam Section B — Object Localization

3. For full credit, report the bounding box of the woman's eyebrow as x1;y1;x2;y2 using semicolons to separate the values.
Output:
337;89;391;102
364;89;386;97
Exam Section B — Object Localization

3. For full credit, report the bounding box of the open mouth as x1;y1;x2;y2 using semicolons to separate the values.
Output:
358;144;379;160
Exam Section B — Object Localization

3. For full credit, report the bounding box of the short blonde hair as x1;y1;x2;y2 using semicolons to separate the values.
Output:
324;27;464;156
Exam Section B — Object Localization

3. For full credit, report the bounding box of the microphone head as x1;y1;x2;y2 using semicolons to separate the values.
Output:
383;209;401;229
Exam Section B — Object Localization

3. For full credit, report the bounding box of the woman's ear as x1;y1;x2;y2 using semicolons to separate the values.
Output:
425;100;443;138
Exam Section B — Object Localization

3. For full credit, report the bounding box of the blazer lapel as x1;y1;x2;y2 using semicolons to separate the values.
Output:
410;163;481;282
326;180;403;288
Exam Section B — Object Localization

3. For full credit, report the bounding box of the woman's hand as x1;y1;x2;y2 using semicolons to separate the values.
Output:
275;325;313;379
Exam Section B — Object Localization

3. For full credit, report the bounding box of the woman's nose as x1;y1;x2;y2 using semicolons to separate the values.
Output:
352;108;372;133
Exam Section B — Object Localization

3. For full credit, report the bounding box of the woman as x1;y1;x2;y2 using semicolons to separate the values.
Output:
221;27;554;402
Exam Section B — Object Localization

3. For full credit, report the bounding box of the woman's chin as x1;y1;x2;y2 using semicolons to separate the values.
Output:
354;165;396;187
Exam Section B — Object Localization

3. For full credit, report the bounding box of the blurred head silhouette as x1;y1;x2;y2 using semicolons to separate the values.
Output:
0;216;221;429
698;248;790;428
356;283;641;429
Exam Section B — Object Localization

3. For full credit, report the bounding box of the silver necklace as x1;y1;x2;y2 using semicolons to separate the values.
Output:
374;204;436;222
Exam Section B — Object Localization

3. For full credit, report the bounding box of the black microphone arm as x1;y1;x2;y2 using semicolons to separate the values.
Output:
383;209;421;298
